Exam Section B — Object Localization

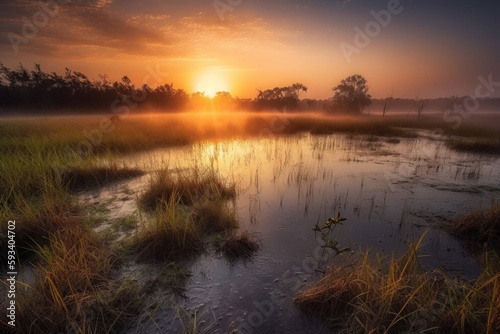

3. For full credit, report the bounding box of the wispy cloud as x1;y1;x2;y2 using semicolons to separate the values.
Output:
95;0;113;9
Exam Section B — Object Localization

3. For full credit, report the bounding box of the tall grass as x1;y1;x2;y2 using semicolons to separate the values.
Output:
132;196;205;261
294;234;500;333
2;113;498;332
133;166;239;262
192;199;238;233
3;223;145;333
0;117;150;332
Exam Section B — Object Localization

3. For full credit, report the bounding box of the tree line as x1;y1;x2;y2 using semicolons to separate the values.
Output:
1;63;498;115
0;63;369;114
0;63;189;112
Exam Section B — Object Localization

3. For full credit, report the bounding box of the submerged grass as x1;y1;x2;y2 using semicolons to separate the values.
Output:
192;200;238;234
216;231;260;261
446;138;500;155
294;234;500;333
447;203;500;247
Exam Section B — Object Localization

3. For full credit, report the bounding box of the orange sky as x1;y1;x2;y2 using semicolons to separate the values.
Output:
1;0;499;99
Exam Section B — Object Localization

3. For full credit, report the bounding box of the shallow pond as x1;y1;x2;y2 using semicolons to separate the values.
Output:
80;133;500;333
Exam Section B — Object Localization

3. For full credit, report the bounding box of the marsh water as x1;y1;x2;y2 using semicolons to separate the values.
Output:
79;132;500;333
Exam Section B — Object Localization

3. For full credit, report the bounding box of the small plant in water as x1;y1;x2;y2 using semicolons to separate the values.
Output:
313;212;351;272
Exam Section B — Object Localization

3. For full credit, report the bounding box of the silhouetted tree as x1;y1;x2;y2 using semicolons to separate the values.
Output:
213;91;235;110
328;74;371;114
255;83;307;111
382;96;393;117
409;97;426;119
190;91;211;110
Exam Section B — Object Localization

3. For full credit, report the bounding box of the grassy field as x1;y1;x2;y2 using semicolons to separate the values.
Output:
0;112;499;332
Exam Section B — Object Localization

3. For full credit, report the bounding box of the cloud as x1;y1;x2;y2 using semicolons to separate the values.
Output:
0;0;174;59
95;0;113;9
0;0;292;63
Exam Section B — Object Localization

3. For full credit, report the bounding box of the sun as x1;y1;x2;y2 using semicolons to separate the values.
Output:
194;71;230;98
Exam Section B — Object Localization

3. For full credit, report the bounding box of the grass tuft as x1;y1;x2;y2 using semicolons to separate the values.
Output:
192;200;238;234
216;231;260;261
447;203;500;247
133;166;239;262
0;198;78;261
132;197;205;262
140;168;236;210
10;225;126;333
294;234;500;334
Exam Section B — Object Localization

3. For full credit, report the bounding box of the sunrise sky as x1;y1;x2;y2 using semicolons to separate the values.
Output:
1;0;499;99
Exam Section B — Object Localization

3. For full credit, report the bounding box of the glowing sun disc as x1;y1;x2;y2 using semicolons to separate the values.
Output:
195;72;229;98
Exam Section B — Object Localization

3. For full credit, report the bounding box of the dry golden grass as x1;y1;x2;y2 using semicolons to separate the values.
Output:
294;234;500;334
3;224;146;333
447;203;500;246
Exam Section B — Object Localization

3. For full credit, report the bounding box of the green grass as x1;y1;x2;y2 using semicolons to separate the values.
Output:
140;167;236;210
1;112;498;332
0;117;156;332
294;234;500;334
133;166;239;262
132;197;205;262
